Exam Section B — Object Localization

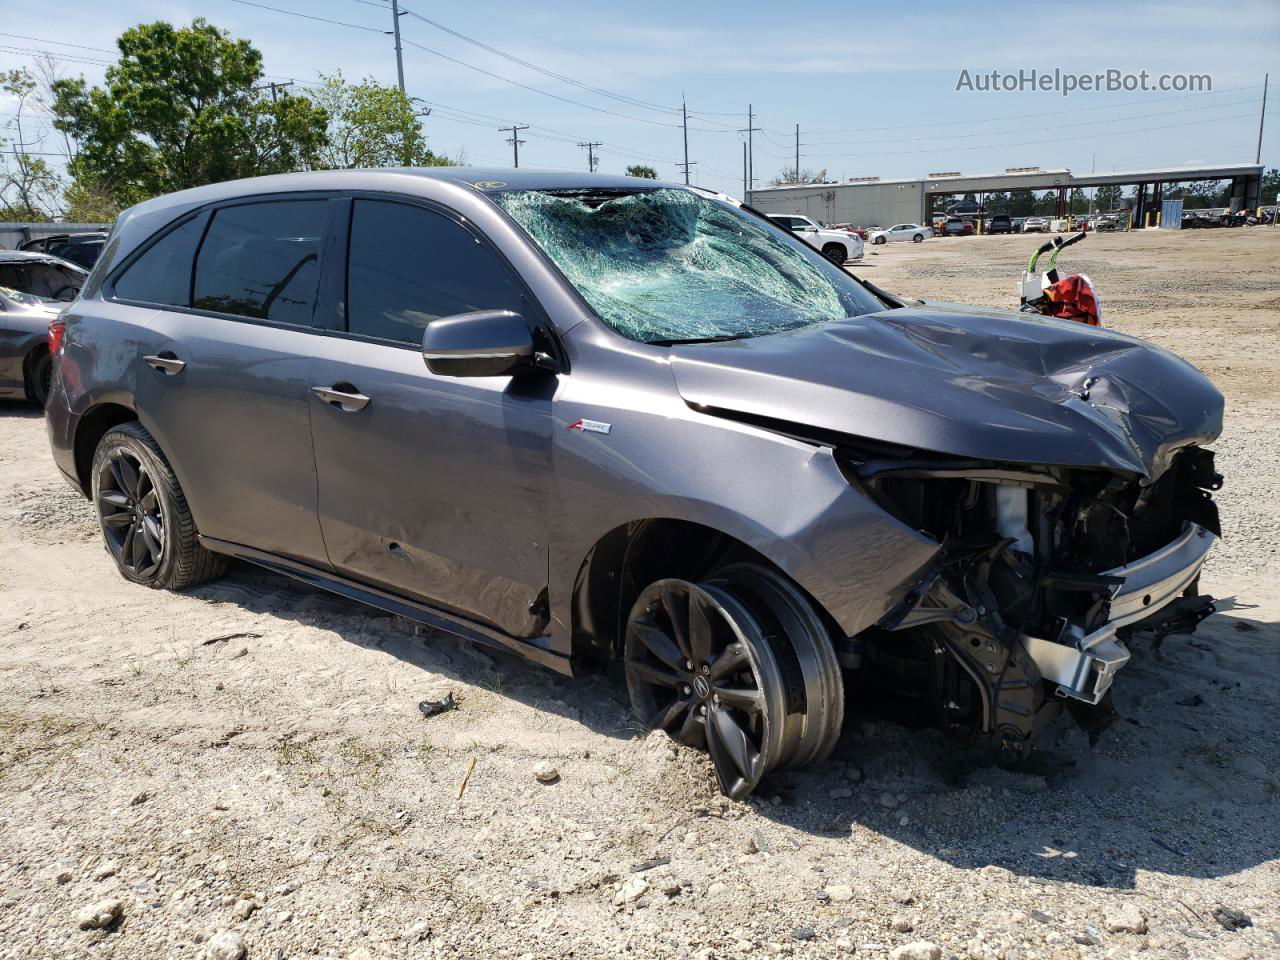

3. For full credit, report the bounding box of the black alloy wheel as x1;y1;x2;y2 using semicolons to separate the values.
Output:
822;243;847;264
90;422;226;589
30;351;52;407
624;567;844;800
96;447;166;580
625;579;787;799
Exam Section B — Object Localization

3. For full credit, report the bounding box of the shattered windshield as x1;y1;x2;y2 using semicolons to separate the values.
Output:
493;188;884;343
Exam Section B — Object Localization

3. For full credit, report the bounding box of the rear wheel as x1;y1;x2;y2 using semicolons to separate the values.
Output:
624;565;844;800
821;243;847;264
91;422;227;590
27;349;52;407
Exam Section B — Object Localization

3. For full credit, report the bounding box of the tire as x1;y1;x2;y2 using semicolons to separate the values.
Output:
912;233;924;243
91;422;227;590
623;566;843;800
27;349;52;407
821;243;847;264
873;235;886;245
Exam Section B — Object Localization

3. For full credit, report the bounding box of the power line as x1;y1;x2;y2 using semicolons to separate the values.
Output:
802;97;1265;146
804;112;1261;159
790;83;1266;137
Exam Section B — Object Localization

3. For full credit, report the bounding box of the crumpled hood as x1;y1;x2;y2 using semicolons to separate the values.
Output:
670;304;1223;480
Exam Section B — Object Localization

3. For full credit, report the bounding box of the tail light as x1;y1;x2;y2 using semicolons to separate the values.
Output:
48;318;67;354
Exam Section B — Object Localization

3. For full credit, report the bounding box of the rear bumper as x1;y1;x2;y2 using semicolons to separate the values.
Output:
1022;522;1216;704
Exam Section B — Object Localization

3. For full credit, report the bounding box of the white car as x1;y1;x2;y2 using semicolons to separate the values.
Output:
767;214;864;263
1023;216;1050;233
869;223;932;245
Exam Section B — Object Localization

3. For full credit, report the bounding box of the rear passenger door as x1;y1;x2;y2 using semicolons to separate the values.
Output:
306;196;554;638
112;196;338;566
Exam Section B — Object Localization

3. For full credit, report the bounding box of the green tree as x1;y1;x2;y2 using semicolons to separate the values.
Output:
309;71;449;169
1261;167;1279;205
51;19;329;208
62;177;121;222
1094;184;1123;211
770;166;826;185
626;164;658;179
1006;190;1036;216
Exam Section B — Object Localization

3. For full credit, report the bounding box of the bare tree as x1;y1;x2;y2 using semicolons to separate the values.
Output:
1;67;64;219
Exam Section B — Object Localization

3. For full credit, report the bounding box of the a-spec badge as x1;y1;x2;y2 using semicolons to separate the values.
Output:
472;180;507;190
567;418;612;435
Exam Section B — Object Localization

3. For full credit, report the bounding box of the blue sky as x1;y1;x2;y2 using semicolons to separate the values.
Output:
3;0;1278;195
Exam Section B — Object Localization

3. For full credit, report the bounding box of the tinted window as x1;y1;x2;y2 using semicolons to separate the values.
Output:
113;216;205;306
0;262;84;301
346;199;524;344
193;200;325;326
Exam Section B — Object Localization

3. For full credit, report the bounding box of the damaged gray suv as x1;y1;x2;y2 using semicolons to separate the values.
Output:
46;169;1223;800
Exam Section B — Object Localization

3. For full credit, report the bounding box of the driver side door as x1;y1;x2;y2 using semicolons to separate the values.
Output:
307;196;555;638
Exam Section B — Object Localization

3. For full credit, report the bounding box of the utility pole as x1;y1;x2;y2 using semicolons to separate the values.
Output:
500;125;529;168
676;160;697;182
1257;72;1269;165
795;123;800;183
578;141;601;173
682;95;690;185
742;142;748;201
256;80;293;103
738;105;761;203
389;0;407;95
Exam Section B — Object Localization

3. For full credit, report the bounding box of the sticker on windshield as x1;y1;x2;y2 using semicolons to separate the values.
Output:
472;180;507;190
567;418;611;435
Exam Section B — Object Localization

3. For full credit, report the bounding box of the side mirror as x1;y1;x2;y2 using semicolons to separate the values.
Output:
422;310;541;378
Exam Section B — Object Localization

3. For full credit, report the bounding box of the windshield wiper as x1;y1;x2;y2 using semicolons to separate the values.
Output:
646;334;750;346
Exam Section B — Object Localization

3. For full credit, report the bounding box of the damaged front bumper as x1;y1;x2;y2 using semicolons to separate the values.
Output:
860;443;1222;756
1022;522;1216;704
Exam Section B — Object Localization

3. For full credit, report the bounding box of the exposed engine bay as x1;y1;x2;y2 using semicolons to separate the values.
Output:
846;443;1222;757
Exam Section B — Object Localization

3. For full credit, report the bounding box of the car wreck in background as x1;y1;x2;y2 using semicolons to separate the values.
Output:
47;169;1222;801
0;250;88;405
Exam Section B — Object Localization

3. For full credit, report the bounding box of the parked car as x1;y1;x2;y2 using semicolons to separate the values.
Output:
1011;217;1027;233
0;251;88;405
945;200;981;217
1095;213;1124;232
942;217;972;237
767;214;864;262
869;223;931;244
1023;216;1050;233
19;231;108;270
829;223;868;241
987;214;1013;235
46;169;1223;801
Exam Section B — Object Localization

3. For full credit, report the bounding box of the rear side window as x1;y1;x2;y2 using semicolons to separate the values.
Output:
113;215;205;306
193;200;325;326
345;199;524;345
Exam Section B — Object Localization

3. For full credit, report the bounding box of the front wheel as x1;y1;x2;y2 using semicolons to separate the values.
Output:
912;233;924;243
821;243;847;264
873;235;886;245
91;422;226;590
623;565;843;800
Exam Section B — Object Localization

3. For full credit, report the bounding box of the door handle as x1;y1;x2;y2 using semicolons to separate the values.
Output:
312;384;371;413
143;353;186;375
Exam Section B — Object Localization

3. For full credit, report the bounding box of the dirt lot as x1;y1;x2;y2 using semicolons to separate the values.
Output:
1;227;1278;960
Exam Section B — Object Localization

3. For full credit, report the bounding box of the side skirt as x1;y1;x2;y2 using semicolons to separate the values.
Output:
198;536;573;676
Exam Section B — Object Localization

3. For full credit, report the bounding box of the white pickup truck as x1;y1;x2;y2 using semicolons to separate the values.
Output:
767;214;865;263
